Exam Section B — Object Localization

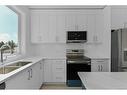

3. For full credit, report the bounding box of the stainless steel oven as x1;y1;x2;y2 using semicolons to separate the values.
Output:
66;49;91;87
67;31;87;43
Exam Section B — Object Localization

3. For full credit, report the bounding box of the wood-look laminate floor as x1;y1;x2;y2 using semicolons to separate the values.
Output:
41;84;82;90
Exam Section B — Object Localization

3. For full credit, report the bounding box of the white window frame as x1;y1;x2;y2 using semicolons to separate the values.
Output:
1;5;27;63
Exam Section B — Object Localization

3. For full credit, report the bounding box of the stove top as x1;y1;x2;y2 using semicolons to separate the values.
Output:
66;49;91;64
66;56;91;64
67;56;90;60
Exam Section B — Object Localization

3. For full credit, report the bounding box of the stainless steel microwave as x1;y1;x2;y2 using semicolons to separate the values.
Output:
66;31;87;43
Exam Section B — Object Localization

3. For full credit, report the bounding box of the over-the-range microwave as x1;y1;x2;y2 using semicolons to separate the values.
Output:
66;31;87;43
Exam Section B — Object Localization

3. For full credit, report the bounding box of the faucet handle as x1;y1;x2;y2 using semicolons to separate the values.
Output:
3;56;7;61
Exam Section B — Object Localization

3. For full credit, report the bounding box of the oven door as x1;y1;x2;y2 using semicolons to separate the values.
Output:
67;63;91;87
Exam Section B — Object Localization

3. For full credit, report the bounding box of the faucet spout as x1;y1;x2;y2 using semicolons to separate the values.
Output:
0;50;3;63
0;44;11;63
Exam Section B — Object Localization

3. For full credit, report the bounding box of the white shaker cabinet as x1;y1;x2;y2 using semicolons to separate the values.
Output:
39;13;50;43
44;59;66;83
6;68;31;89
91;59;110;72
87;15;95;43
6;61;43;89
66;13;87;31
87;14;103;44
44;59;52;83
94;14;103;43
31;11;66;43
77;14;87;31
52;60;66;82
66;14;76;31
31;11;40;43
39;13;57;43
39;60;44;87
30;10;104;44
29;61;41;89
56;14;66;43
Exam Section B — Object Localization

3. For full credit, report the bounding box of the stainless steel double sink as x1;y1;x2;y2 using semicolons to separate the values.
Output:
0;61;32;74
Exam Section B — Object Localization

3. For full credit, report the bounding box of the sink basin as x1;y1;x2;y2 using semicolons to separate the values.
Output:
7;61;32;67
0;66;20;74
0;61;32;74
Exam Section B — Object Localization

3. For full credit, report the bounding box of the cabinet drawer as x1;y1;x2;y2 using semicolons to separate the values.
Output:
52;65;65;73
53;60;65;64
52;72;65;82
92;59;109;64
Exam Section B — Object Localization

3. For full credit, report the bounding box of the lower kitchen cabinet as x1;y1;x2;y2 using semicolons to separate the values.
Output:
44;59;66;83
5;60;44;89
91;59;110;72
5;68;31;89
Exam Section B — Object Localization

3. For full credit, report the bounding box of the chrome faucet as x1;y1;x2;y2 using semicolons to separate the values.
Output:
0;44;11;63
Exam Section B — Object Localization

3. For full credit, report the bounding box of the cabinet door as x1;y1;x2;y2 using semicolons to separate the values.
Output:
56;14;66;43
91;63;100;72
48;14;57;43
30;62;40;89
95;14;103;43
100;61;109;72
44;60;52;82
66;14;76;31
77;14;87;31
39;60;44;87
6;69;31;89
52;60;66;82
87;15;95;43
31;11;40;43
40;12;49;43
91;59;109;72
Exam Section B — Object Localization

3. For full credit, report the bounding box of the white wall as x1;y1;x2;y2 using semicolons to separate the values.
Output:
9;6;32;57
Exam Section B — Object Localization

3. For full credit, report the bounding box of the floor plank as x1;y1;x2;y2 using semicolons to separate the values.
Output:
41;84;82;90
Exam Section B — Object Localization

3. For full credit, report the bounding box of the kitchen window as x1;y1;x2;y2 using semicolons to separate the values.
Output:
0;6;19;62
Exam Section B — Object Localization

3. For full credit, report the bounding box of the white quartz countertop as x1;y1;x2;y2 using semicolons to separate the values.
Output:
0;57;42;84
78;72;127;89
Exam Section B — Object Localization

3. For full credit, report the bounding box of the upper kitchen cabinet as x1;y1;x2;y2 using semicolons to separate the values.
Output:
40;12;57;43
111;6;127;29
31;11;40;43
87;14;103;44
94;14;104;43
56;13;66;43
30;9;108;44
66;13;87;31
30;10;66;43
77;14;87;31
87;14;95;43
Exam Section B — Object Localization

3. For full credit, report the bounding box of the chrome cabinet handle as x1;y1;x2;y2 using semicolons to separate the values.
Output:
101;65;103;71
30;68;32;78
28;70;30;80
40;63;42;69
98;65;100;71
